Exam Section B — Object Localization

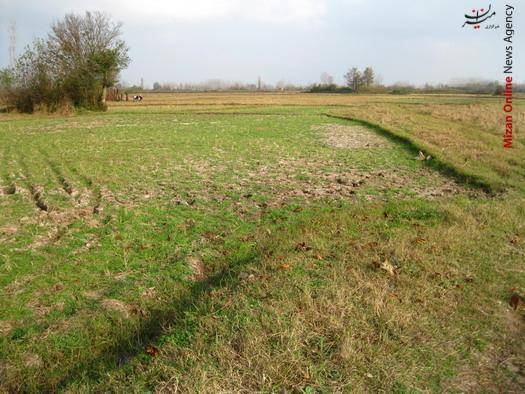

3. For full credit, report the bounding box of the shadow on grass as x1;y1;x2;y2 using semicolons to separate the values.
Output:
54;246;261;391
324;113;497;194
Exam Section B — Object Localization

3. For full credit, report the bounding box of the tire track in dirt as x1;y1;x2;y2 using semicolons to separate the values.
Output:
21;149;107;249
10;149;105;249
1;146;17;195
37;149;78;199
16;155;50;213
37;147;104;214
65;164;103;215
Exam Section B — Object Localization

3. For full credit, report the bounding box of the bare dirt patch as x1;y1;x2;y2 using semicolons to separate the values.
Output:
83;290;102;300
0;225;18;237
187;256;207;281
21;186;108;250
314;124;390;149
0;321;13;337
23;353;43;369
101;299;132;319
180;154;469;219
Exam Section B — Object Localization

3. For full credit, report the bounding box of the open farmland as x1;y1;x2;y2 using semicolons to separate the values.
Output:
0;93;524;392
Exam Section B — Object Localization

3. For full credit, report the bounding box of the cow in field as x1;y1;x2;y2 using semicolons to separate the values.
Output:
133;95;143;102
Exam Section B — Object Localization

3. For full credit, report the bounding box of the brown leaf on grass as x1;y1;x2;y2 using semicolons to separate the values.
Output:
239;272;256;282
130;304;147;317
280;263;291;270
145;345;159;357
295;242;312;252
379;259;397;276
114;272;129;281
509;293;523;310
365;241;379;250
141;287;157;299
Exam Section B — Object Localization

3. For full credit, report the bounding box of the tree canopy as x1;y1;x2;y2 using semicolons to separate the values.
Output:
0;11;129;113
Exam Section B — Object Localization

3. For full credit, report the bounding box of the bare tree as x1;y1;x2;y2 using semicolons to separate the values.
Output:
344;67;362;93
320;72;334;86
362;67;375;88
8;20;17;68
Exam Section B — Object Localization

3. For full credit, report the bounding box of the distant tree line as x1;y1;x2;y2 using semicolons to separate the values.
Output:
307;68;525;95
386;80;525;95
131;75;525;96
147;79;304;92
0;12;129;113
117;69;525;97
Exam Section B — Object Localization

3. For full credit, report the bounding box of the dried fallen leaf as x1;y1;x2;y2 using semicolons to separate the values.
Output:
130;304;147;317
145;345;159;357
280;263;291;270
141;287;157;299
295;242;312;252
380;259;396;276
509;293;523;310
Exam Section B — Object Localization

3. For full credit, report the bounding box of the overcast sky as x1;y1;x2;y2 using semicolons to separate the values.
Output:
0;0;521;87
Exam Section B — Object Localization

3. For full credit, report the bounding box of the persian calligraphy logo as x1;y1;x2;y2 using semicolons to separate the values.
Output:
462;4;496;29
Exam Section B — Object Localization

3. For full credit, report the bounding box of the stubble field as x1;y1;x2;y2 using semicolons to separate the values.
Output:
0;92;524;392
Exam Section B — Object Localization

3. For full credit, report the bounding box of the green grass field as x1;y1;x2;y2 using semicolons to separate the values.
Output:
0;93;524;392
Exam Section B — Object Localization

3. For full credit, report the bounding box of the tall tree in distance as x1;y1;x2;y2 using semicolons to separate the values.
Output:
344;67;362;93
48;11;130;108
362;67;375;89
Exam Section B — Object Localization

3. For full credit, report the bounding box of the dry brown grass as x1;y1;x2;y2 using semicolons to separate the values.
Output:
328;100;524;192
96;196;524;393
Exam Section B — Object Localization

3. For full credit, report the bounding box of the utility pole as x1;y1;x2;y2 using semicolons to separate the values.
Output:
140;77;144;90
257;76;262;91
8;20;17;67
